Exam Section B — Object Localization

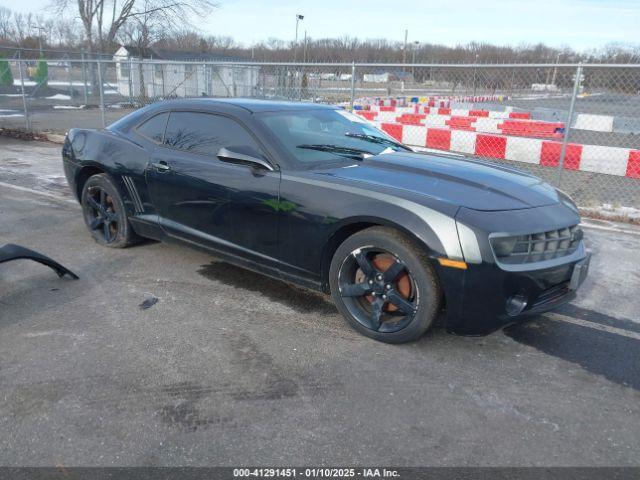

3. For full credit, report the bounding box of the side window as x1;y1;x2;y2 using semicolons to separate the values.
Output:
136;112;169;143
163;112;260;157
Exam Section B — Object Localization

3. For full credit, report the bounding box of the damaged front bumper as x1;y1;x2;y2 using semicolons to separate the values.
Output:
0;244;79;279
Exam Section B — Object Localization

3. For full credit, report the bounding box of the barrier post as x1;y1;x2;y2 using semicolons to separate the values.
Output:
17;57;31;131
96;58;106;127
558;63;582;184
349;62;356;110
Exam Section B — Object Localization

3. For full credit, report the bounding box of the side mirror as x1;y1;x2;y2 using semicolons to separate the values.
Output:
217;146;274;171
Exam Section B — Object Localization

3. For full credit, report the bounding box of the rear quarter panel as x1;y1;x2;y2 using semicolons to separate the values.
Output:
65;128;156;218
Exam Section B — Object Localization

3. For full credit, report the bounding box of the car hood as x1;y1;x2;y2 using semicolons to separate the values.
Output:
313;151;561;211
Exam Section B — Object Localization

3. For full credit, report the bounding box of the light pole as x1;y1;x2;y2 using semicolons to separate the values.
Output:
293;14;304;63
293;14;304;99
30;24;46;55
402;29;408;69
411;40;419;78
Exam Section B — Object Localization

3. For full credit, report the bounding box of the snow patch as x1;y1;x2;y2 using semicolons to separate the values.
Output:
582;204;640;221
46;94;72;100
0;109;23;117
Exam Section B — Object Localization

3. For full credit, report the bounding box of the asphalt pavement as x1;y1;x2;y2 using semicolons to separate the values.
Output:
0;137;639;466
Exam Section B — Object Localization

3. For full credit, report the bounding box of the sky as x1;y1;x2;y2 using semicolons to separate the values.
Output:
3;0;639;51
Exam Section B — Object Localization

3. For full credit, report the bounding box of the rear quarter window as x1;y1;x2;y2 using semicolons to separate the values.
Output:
135;112;169;143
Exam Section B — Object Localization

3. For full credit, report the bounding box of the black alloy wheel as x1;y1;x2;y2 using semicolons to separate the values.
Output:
85;186;119;243
81;174;139;248
337;248;418;333
329;227;441;343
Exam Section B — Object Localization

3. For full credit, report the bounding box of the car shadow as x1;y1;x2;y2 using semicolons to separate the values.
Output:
505;306;640;391
195;261;640;391
197;261;337;315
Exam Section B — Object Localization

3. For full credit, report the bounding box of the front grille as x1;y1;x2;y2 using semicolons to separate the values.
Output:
491;225;582;265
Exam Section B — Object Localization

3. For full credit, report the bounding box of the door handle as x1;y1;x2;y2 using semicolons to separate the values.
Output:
151;161;170;172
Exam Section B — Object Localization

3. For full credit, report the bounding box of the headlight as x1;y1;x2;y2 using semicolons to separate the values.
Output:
556;189;579;214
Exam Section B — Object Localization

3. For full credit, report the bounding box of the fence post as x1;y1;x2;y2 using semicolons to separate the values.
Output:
558;63;582;184
161;63;165;97
96;58;106;127
17;57;31;131
81;51;88;104
349;62;356;110
128;57;133;104
67;57;74;98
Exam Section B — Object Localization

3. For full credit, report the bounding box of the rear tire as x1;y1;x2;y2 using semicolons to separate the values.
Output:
329;227;441;343
81;174;139;248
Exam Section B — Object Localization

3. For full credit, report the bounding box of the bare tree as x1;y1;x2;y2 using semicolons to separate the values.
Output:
50;0;215;57
0;7;14;43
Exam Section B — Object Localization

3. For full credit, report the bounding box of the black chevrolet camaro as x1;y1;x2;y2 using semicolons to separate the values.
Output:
62;99;590;343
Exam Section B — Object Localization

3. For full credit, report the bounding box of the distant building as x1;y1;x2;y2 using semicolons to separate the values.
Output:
531;83;560;92
362;70;414;83
112;46;259;99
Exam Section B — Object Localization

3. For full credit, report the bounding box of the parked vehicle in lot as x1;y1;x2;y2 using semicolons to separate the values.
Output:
62;99;590;343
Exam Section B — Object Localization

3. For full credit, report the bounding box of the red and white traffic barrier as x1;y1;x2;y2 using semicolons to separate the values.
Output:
373;122;640;179
363;94;507;107
359;111;563;139
358;109;532;122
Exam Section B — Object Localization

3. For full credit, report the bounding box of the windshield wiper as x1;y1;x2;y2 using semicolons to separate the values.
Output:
296;144;373;160
344;132;410;151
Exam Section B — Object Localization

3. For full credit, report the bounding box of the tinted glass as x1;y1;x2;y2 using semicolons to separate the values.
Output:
136;112;168;143
163;112;259;156
255;109;403;163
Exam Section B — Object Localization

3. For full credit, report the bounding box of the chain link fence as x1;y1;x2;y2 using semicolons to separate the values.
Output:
1;57;639;215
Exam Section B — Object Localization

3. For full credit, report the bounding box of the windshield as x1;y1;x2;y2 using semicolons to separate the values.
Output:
255;108;409;164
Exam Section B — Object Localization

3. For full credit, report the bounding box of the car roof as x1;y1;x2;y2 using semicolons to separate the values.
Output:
150;98;338;113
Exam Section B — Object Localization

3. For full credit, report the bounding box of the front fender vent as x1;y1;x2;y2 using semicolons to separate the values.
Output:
122;175;144;213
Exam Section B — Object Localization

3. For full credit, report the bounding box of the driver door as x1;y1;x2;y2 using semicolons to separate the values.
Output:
145;111;281;265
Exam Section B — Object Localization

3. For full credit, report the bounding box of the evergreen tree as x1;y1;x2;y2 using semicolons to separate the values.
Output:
34;56;48;86
0;55;13;87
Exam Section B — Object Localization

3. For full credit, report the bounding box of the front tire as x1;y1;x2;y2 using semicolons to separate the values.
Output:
81;174;138;248
329;227;441;343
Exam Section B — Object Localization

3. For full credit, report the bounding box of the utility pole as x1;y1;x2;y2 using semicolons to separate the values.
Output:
303;30;308;63
402;29;408;68
551;52;561;87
